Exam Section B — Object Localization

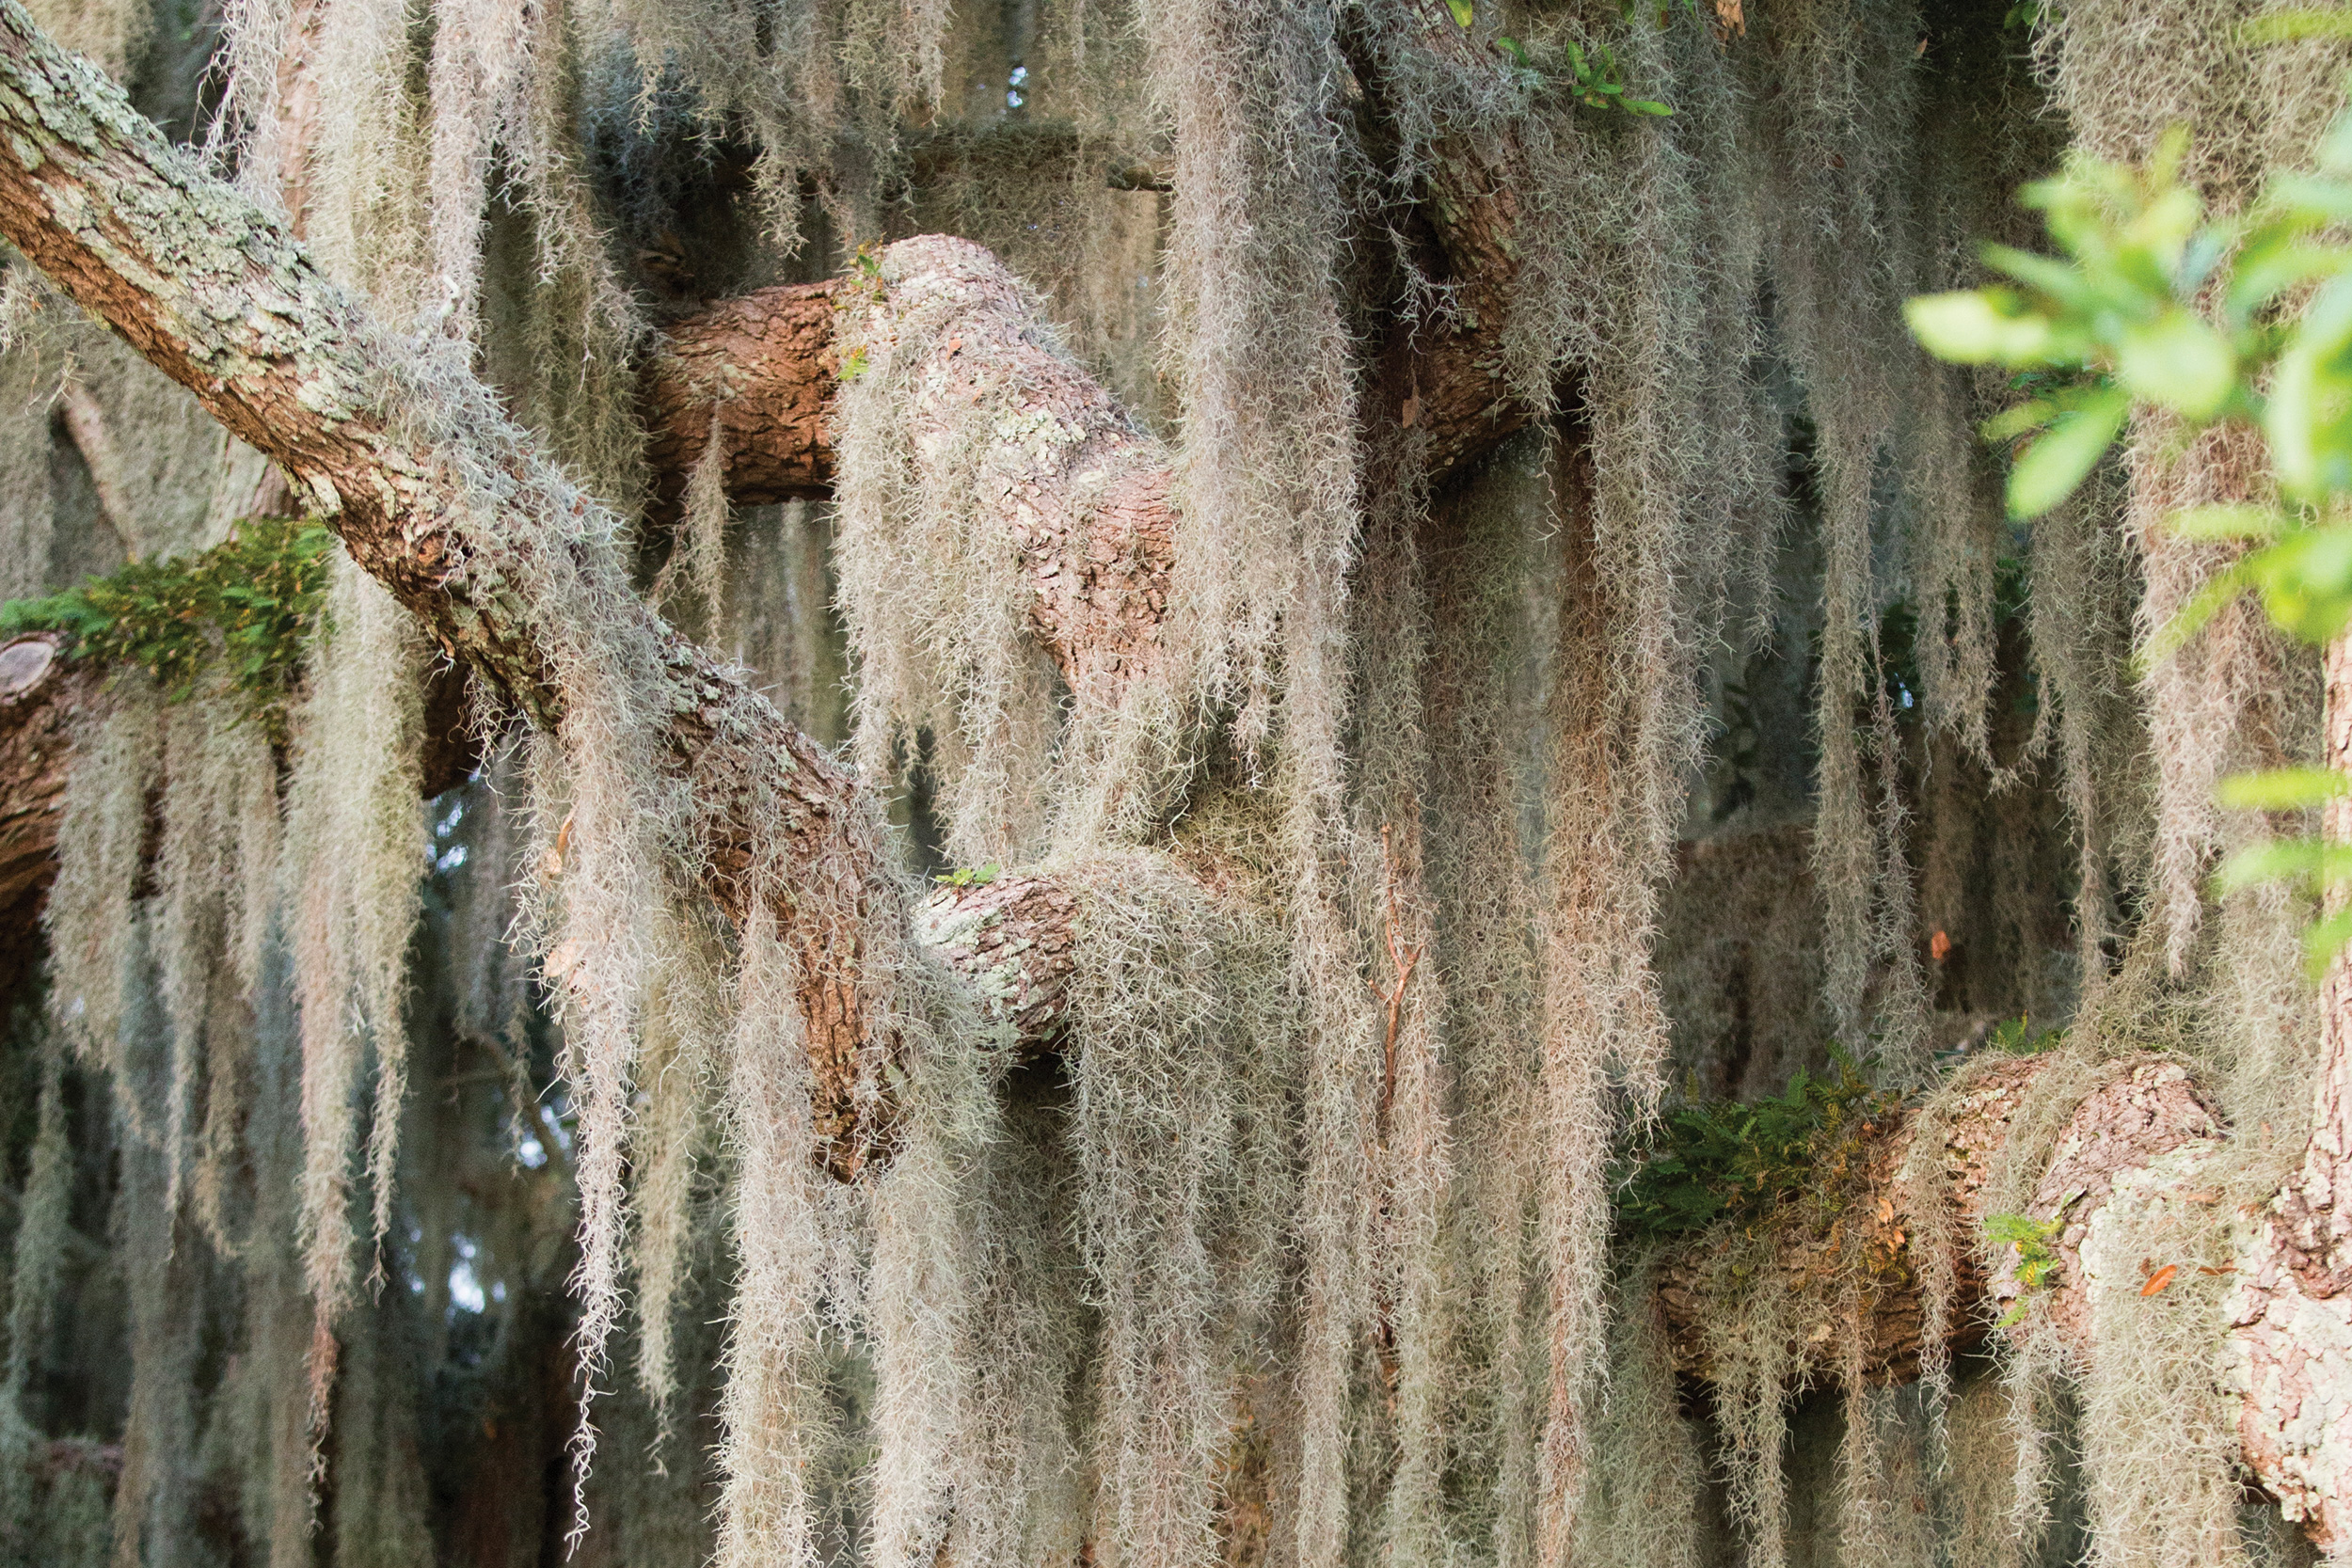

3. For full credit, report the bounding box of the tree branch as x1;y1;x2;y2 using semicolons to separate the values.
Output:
0;634;97;991
2223;633;2352;1551
1653;1055;2227;1386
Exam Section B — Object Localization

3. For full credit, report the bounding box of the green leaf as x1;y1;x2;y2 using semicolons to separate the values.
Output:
1905;291;2055;367
1979;244;2108;315
2265;173;2352;227
2270;528;2352;637
2218;768;2352;810
2306;903;2352;975
2114;311;2237;420
2232;226;2348;322
2006;388;2129;518
2323;107;2352;175
2240;8;2352;42
2215;835;2352;892
1446;0;1474;28
2269;275;2352;500
1982;397;2060;442
1624;98;1674;115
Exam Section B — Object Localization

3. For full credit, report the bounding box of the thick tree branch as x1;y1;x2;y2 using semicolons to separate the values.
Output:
0;0;1549;1020
637;0;1546;701
2222;633;2352;1551
1654;1055;2225;1386
644;256;1166;711
642;281;841;510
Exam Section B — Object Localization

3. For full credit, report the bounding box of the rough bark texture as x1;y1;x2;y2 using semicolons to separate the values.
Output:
642;281;841;515
835;235;1180;708
0;634;95;992
2026;1057;2228;1346
1653;1055;2224;1386
2221;634;2352;1552
918;871;1082;1050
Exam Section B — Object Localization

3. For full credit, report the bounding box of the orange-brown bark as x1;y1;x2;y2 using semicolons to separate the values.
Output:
0;635;97;992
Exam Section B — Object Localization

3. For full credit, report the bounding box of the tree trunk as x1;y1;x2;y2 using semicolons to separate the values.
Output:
2221;634;2352;1551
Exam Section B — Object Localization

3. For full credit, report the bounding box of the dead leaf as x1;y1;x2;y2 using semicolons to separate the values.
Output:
1930;929;1953;963
541;813;576;880
1399;394;1419;428
1876;1196;1895;1225
2141;1263;2179;1297
1712;0;1744;38
2198;1264;2235;1277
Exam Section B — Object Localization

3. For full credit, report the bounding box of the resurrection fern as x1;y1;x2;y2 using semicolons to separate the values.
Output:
0;516;334;737
1983;1212;2063;1326
1613;1053;1900;1243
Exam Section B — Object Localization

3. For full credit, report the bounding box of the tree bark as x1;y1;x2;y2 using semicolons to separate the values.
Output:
1653;1054;2227;1386
0;634;97;990
641;280;841;513
2221;634;2352;1552
0;0;1550;999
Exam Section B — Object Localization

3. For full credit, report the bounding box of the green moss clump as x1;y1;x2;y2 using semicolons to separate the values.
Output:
0;515;335;738
1613;1053;1901;1243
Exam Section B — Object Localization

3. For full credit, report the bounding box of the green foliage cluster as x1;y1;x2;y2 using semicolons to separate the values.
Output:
0;515;336;739
1984;1211;2063;1325
1614;1053;1900;1243
835;245;888;384
1489;32;1674;116
1986;1013;2062;1054
1905;54;2352;971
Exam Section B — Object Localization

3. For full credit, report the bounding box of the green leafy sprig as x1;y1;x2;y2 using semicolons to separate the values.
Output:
1561;39;1673;115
